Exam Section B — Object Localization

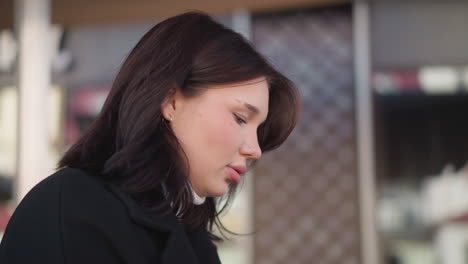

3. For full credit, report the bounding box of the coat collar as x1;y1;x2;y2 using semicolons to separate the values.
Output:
109;184;179;232
108;185;220;264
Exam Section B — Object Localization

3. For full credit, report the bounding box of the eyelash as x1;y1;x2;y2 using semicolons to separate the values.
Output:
233;113;247;125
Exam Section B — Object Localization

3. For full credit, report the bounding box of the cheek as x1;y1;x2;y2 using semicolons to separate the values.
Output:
201;112;240;152
174;106;242;172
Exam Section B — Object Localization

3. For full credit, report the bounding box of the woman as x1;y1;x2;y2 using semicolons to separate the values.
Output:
0;11;299;263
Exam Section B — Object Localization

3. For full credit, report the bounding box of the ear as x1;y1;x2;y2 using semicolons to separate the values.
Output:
161;89;182;121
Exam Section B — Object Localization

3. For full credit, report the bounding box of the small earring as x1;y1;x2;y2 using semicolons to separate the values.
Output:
163;115;173;122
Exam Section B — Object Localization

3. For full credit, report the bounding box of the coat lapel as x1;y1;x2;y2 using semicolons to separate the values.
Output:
186;227;222;264
109;186;201;264
160;225;201;264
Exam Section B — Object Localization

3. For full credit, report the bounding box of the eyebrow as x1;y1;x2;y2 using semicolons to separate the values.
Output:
244;102;260;115
237;99;267;124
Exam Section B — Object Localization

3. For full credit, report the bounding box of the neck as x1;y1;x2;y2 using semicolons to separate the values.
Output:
192;187;206;205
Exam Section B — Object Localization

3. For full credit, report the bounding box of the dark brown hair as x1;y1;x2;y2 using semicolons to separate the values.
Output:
59;11;300;240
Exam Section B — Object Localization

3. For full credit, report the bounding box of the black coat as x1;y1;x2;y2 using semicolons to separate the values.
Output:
0;168;222;264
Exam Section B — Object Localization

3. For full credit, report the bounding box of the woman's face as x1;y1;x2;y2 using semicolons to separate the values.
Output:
162;78;269;197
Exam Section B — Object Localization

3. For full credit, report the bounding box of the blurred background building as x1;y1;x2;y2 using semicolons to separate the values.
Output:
1;0;468;264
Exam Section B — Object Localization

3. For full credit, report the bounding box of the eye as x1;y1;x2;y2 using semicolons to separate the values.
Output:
233;113;247;125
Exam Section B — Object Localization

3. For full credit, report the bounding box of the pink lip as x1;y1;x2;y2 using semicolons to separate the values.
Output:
227;165;246;183
229;165;247;175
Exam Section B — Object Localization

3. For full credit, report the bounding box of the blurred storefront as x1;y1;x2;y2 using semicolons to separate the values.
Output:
371;1;468;264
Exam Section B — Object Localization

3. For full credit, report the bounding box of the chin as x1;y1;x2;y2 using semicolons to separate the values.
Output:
208;186;229;197
209;191;227;197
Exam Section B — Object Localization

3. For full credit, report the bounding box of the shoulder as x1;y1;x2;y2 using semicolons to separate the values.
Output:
18;167;106;198
15;168;117;210
54;167;119;204
1;170;158;263
57;168;130;224
7;168;91;220
0;168;107;262
8;167;128;230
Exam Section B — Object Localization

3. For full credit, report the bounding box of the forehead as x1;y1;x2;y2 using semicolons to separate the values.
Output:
205;79;269;113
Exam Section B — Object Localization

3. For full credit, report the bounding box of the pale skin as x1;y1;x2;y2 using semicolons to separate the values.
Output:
161;77;269;198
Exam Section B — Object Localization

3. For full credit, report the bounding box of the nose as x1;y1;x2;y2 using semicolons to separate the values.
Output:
240;133;262;160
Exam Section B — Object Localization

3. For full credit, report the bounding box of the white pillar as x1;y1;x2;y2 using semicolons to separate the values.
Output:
15;0;51;201
353;1;379;264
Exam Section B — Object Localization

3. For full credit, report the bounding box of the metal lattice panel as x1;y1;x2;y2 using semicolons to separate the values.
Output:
252;6;360;264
